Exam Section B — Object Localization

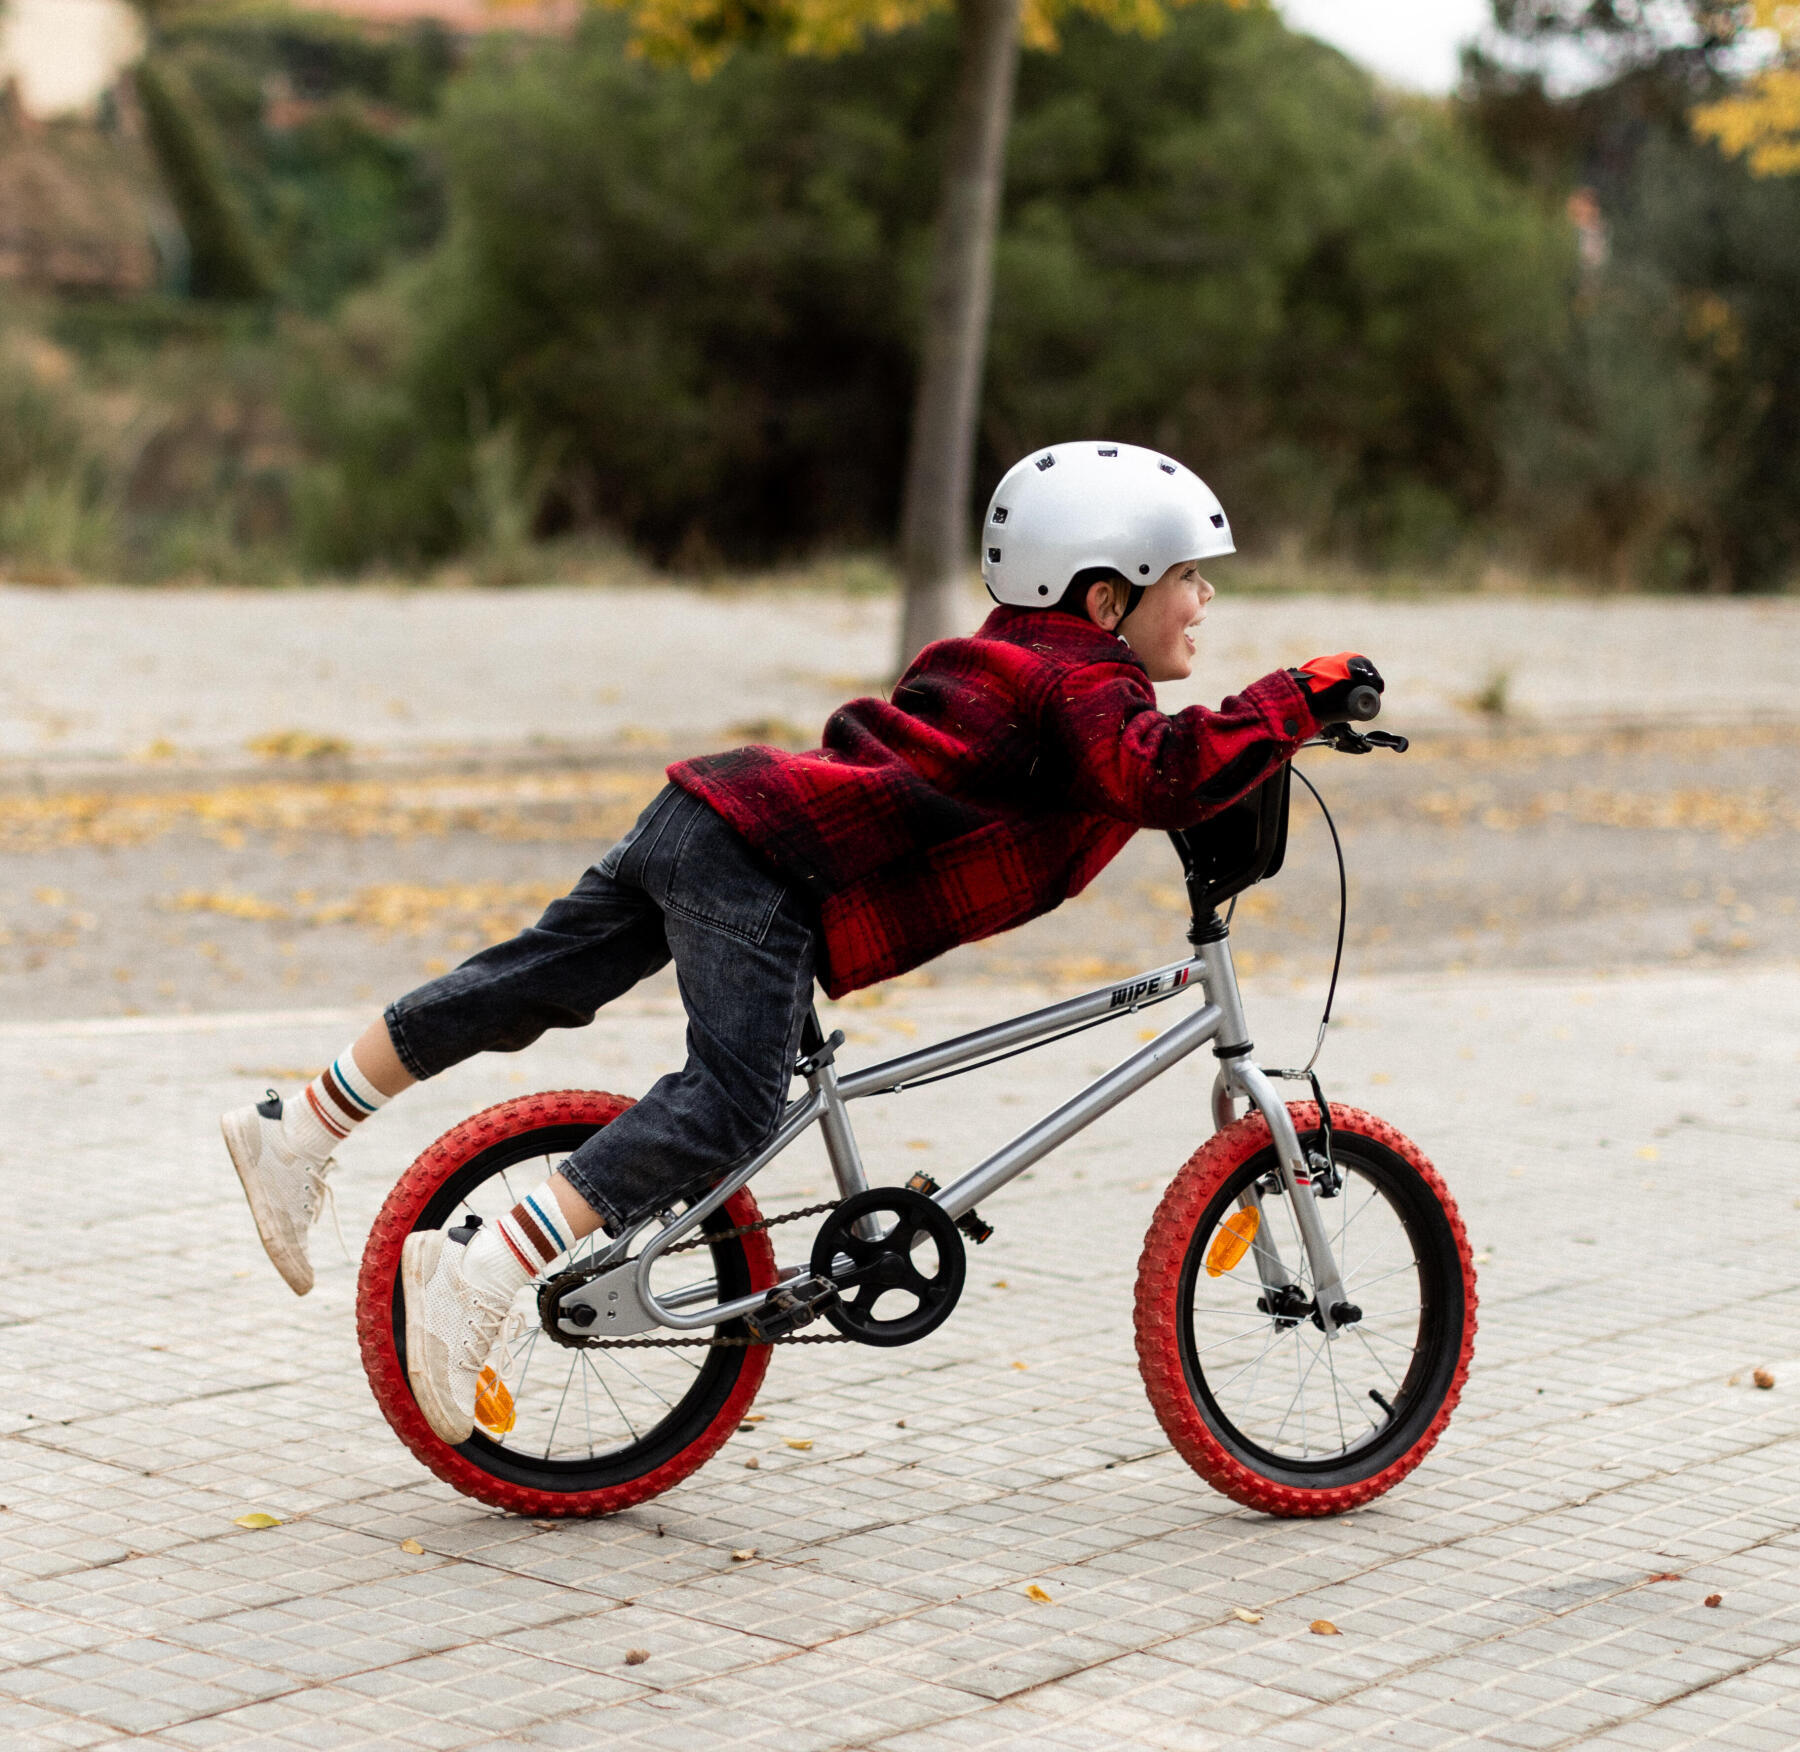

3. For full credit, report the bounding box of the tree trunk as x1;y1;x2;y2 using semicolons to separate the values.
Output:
894;0;1023;672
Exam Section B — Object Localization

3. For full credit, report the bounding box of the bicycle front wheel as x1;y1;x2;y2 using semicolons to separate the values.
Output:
357;1091;779;1517
1136;1102;1475;1516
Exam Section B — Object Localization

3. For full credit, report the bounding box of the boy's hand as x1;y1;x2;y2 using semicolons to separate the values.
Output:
1291;653;1383;720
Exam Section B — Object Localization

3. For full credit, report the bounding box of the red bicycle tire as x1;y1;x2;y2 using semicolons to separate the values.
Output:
356;1089;779;1518
1135;1102;1476;1517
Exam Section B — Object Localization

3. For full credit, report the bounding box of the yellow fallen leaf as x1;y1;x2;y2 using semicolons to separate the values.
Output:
233;1513;281;1529
1310;1619;1340;1636
741;1413;765;1423
1025;1584;1052;1603
784;1438;813;1450
731;1548;757;1562
1011;1361;1029;1371
992;1279;1009;1289
1231;1607;1263;1624
399;1538;424;1555
1637;1145;1659;1161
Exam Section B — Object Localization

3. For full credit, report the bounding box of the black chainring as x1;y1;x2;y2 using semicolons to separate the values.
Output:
811;1187;966;1348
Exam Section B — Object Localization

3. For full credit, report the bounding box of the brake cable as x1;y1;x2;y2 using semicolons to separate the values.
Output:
1258;763;1348;1179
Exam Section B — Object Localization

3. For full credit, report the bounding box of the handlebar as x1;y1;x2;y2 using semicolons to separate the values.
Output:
1342;683;1382;722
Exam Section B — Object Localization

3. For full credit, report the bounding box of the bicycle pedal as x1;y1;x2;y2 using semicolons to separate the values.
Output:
745;1273;839;1342
955;1210;993;1245
907;1174;990;1244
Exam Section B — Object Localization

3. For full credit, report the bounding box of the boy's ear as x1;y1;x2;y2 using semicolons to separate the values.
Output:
1085;578;1125;630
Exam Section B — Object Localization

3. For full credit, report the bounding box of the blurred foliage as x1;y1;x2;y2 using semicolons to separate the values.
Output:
4;0;1800;587
293;4;1568;570
591;0;1248;70
134;52;275;299
1693;0;1800;174
147;6;453;311
1467;0;1800;588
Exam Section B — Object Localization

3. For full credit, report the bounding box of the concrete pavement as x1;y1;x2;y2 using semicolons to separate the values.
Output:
6;584;1800;780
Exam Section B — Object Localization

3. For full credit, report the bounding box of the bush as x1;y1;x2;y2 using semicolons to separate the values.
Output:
326;5;1574;571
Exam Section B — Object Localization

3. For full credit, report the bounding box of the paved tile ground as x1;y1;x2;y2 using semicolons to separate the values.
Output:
4;967;1799;1749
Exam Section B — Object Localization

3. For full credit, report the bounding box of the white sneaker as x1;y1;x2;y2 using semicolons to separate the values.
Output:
220;1094;337;1297
402;1227;527;1446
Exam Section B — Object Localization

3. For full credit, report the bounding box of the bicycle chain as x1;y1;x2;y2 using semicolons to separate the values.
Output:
561;1198;853;1350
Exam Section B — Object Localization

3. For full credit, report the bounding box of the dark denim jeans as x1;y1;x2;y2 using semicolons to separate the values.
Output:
384;785;817;1233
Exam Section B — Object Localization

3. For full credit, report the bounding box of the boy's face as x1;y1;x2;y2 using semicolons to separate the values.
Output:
1113;560;1216;682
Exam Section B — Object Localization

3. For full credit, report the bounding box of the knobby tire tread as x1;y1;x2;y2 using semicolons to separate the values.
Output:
1134;1102;1476;1517
356;1090;778;1518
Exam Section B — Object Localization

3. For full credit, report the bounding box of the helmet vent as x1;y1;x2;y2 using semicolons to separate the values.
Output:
992;507;1008;523
988;548;1002;563
1098;447;1118;457
1158;460;1176;475
1211;513;1226;527
1138;564;1150;575
1035;453;1056;471
1037;585;1050;596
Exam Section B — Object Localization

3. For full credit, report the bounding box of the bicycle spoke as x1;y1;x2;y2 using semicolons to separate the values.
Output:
1192;1321;1285;1356
581;1352;642;1446
1324;1329;1349;1455
1350;1324;1407;1393
543;1357;578;1459
604;1349;675;1409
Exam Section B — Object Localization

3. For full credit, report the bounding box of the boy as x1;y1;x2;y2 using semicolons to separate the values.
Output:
221;441;1379;1445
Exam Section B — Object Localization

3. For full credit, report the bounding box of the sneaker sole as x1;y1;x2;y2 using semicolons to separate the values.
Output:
401;1229;476;1447
220;1109;313;1297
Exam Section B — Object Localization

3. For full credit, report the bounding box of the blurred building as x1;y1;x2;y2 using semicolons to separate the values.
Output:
288;0;576;29
0;0;163;294
0;0;143;121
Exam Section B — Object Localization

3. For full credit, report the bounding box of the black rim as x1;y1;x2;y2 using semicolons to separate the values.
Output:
390;1121;755;1495
1174;1132;1464;1490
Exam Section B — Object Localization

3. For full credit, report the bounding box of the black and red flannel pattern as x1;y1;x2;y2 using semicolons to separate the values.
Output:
668;607;1317;998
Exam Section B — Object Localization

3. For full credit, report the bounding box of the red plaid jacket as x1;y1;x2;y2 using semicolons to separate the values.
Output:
668;607;1317;998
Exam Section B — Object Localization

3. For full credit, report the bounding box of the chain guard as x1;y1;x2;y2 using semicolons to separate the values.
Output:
811;1187;966;1347
537;1198;846;1350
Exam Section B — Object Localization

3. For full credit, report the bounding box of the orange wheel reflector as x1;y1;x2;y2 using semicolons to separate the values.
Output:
1205;1207;1259;1278
474;1367;516;1435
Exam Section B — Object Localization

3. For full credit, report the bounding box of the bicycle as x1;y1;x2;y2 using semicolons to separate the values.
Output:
356;688;1476;1519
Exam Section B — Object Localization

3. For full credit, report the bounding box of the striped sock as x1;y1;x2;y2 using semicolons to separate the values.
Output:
493;1182;572;1283
282;1046;393;1166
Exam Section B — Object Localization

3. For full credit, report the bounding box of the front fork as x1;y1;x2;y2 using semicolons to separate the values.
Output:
1202;945;1353;1336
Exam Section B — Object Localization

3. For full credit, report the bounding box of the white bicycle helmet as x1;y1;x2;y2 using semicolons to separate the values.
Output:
980;441;1234;607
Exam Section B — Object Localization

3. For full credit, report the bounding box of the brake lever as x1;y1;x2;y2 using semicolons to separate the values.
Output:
1306;724;1410;755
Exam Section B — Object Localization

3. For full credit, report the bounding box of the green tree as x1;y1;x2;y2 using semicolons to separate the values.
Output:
327;7;1568;575
1465;0;1800;586
592;0;1252;666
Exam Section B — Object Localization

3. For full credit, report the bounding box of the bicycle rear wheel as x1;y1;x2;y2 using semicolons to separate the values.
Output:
357;1090;778;1517
1136;1102;1475;1516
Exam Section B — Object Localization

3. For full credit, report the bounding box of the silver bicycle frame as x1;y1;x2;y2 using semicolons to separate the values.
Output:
555;927;1353;1339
